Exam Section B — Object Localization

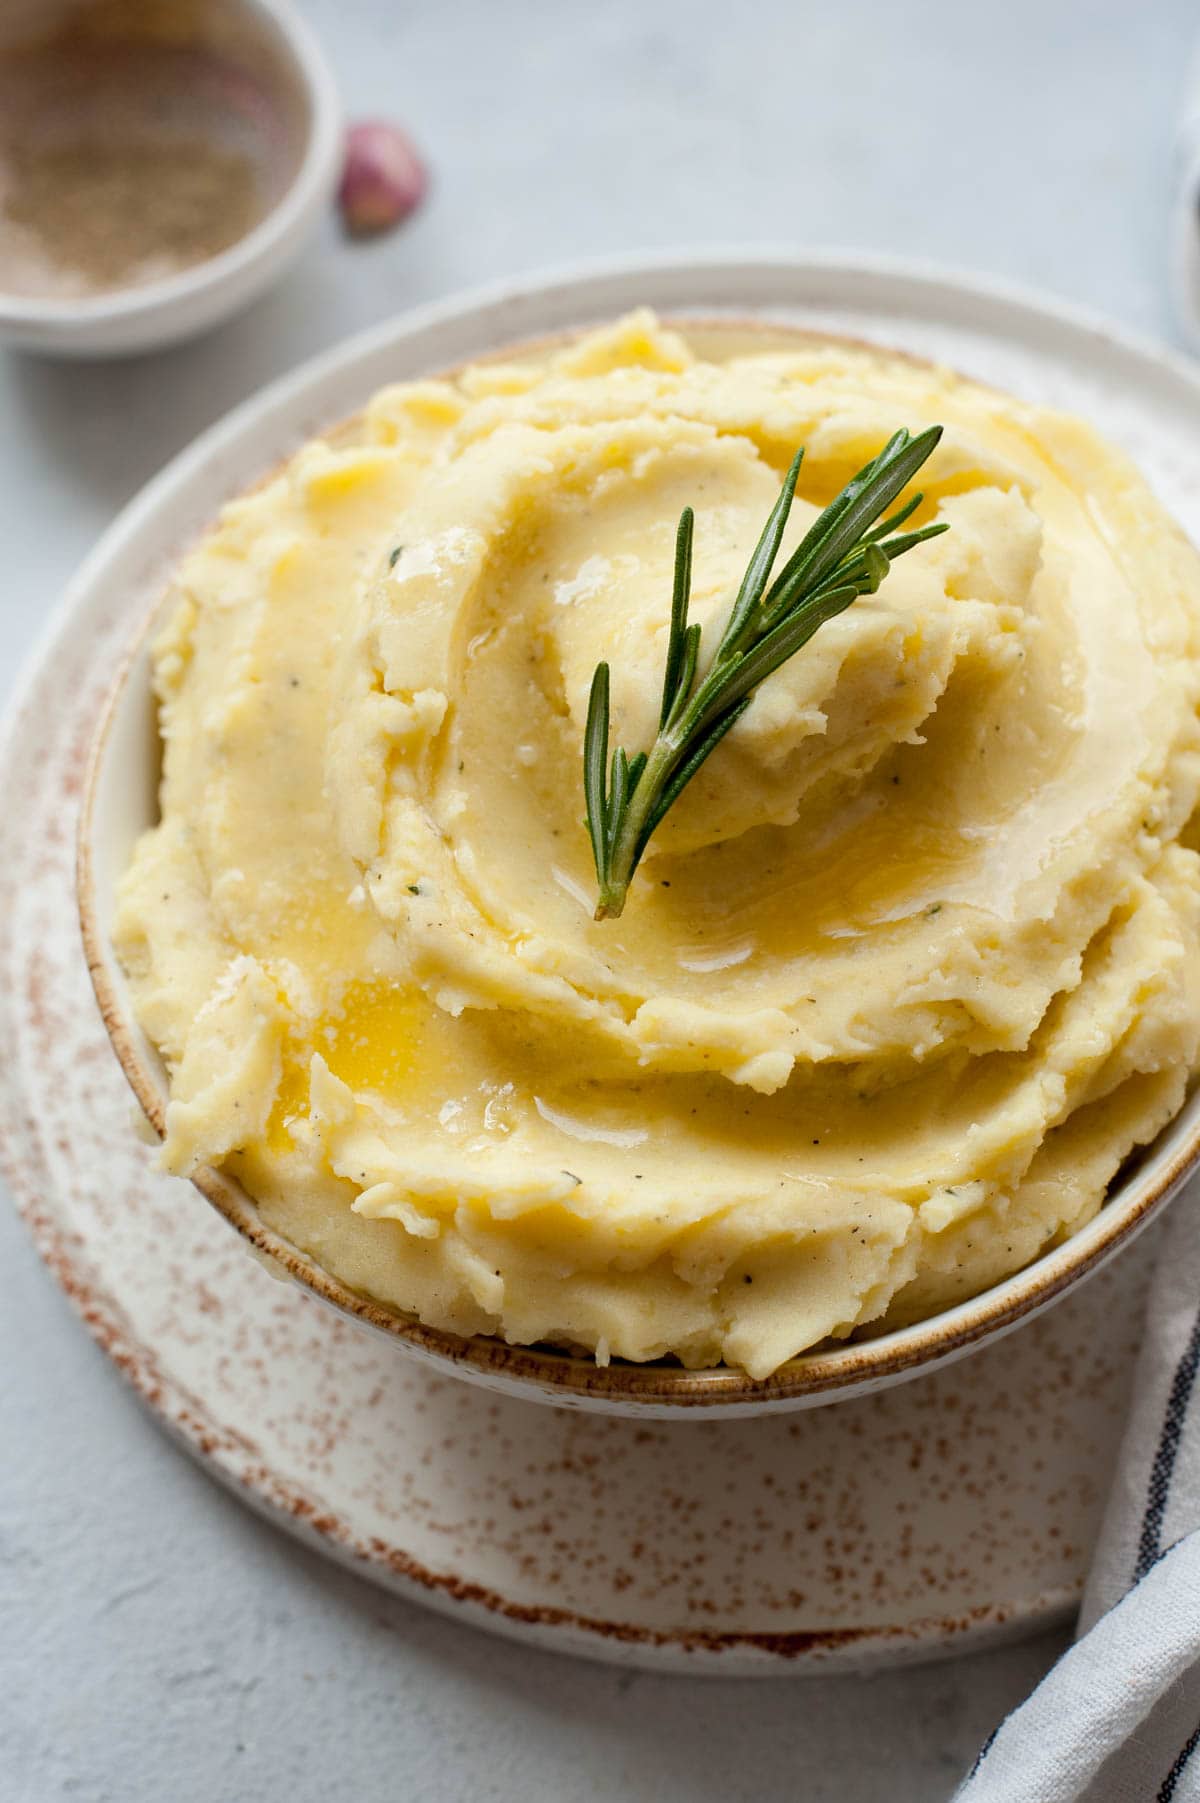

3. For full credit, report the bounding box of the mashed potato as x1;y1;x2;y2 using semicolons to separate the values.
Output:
115;311;1200;1378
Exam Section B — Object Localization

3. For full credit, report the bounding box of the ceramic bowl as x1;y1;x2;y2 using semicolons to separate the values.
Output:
0;0;340;357
76;268;1200;1416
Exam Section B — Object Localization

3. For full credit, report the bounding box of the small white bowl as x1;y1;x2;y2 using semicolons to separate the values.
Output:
0;0;341;357
72;262;1200;1416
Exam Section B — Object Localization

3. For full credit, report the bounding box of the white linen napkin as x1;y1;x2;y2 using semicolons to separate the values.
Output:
956;1191;1200;1800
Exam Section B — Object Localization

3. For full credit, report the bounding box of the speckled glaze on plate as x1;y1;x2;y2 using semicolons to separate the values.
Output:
4;254;1200;1671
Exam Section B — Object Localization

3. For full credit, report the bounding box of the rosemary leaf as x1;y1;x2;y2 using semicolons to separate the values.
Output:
717;447;804;663
583;661;611;887
659;509;695;730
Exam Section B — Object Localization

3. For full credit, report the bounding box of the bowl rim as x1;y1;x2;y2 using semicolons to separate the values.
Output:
75;300;1200;1411
0;0;342;329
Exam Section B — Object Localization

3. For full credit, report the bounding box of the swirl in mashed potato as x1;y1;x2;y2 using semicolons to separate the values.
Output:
115;311;1200;1378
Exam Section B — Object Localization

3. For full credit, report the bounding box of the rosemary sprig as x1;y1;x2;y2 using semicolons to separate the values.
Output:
583;426;948;919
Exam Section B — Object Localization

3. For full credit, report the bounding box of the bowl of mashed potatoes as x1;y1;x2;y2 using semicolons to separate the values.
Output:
79;295;1200;1415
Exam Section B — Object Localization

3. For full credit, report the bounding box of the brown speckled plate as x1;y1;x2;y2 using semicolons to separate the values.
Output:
4;255;1198;1672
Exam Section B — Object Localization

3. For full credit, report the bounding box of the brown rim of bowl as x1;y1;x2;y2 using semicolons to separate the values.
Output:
76;314;1200;1410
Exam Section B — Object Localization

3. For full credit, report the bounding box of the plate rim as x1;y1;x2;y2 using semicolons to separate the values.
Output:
3;246;1195;1667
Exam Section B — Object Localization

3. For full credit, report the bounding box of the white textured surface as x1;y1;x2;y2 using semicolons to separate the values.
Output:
0;0;1195;1796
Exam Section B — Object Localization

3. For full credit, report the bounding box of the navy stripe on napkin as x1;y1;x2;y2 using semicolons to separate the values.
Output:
1136;1306;1200;1582
1157;1720;1200;1802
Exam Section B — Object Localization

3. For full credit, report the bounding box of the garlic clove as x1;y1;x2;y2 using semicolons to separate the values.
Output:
338;122;428;237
